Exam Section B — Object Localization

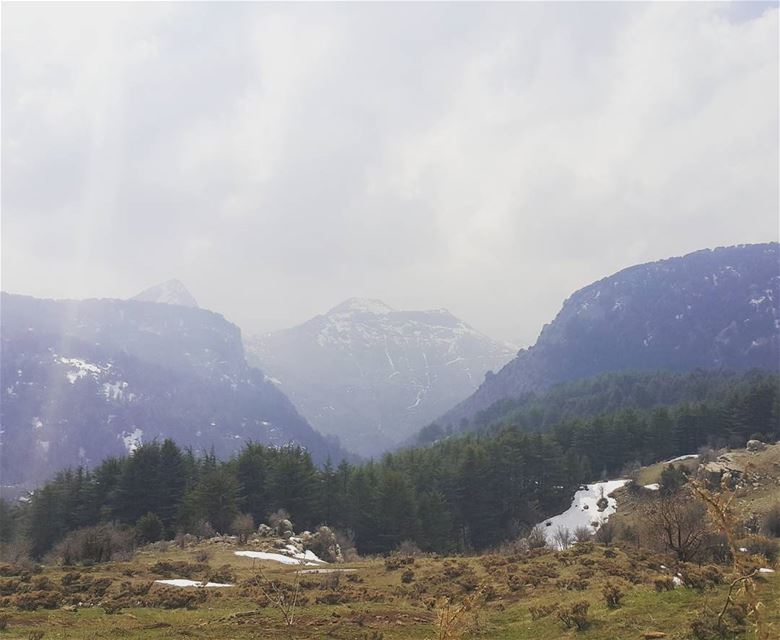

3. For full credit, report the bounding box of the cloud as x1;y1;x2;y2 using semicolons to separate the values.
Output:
2;2;777;344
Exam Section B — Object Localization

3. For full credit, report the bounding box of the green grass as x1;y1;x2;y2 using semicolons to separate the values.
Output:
2;542;778;640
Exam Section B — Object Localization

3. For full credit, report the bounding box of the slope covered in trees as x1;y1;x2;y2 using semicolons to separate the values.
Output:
418;369;779;444
5;371;777;559
441;243;780;427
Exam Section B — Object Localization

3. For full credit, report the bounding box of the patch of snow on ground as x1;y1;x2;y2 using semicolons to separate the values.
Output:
58;357;104;384
235;549;326;565
154;579;233;588
120;428;144;453
540;479;630;545
758;568;775;573
665;454;698;463
672;576;684;587
643;483;660;491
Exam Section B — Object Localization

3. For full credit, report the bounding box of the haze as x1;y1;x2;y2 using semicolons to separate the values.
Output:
2;1;778;345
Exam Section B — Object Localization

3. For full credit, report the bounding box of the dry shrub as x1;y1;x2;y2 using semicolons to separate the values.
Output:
762;503;780;538
526;525;548;549
529;603;558;620
150;560;209;579
193;550;210;563
144;586;206;609
401;569;415;584
739;535;778;563
555;576;589;591
654;577;675;591
0;578;20;596
0;612;10;630
12;590;60;611
601;580;625;608
50;524;134;565
385;555;415;571
207;564;235;584
557;600;590;630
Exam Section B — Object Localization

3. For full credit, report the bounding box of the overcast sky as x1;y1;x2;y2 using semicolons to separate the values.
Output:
2;2;778;345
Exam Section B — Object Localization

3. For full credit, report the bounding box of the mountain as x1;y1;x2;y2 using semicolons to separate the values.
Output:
440;243;780;428
131;279;199;308
245;298;514;456
0;293;346;489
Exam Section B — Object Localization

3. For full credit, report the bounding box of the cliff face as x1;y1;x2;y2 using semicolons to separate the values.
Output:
1;293;345;487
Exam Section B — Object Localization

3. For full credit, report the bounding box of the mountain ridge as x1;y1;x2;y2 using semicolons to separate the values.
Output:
246;299;514;456
439;242;780;427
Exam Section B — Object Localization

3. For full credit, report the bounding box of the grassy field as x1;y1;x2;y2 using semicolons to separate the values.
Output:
3;445;779;639
1;538;778;640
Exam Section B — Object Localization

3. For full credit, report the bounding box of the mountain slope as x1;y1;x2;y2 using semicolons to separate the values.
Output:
131;279;199;308
245;298;514;455
0;293;345;488
441;243;780;427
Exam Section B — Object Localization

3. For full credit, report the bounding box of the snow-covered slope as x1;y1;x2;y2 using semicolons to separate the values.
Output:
245;298;514;456
540;479;630;547
132;279;199;308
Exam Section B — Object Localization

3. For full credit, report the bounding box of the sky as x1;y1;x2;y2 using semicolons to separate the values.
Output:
2;1;778;346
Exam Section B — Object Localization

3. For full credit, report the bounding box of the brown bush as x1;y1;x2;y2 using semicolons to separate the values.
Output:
762;503;780;537
0;578;20;596
601;580;625;608
529;603;558;620
401;569;415;584
384;556;415;571
207;564;235;584
739;535;778;563
143;586;206;609
12;590;60;611
51;524;134;565
556;576;589;591
150;560;209;579
654;577;675;591
557;600;590;630
0;612;10;630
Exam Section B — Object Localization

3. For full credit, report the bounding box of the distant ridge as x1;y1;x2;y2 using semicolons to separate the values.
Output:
132;279;199;308
246;298;514;456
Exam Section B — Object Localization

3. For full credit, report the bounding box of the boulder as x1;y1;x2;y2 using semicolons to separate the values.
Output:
746;440;766;452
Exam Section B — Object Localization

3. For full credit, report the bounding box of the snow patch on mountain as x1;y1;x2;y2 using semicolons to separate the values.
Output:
131;279;199;308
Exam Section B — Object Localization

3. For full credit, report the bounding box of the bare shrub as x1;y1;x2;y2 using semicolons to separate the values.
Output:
573;527;593;543
529;603;558;620
396;539;423;556
557;600;590;630
552;526;573;550
601;580;625;608
50;524;134;565
644;491;708;561
594;519;617;546
525;525;548;549
230;513;254;544
739;535;778;563
761;503;780;538
333;528;359;562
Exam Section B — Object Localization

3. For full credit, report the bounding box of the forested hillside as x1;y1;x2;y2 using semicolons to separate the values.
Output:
442;243;780;426
418;369;779;444
5;370;776;559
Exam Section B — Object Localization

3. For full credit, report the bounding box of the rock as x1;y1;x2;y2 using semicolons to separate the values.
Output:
643;633;667;639
596;497;609;512
257;524;273;537
746;440;766;452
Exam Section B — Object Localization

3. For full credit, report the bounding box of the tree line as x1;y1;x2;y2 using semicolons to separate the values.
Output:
2;370;777;560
